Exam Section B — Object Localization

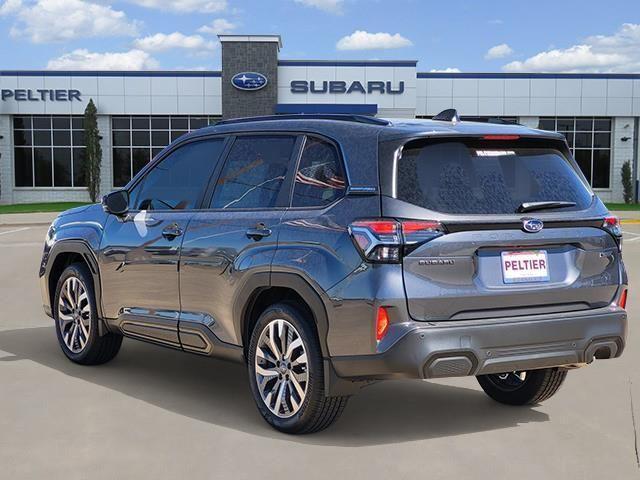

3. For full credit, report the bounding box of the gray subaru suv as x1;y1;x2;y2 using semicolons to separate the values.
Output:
39;112;628;434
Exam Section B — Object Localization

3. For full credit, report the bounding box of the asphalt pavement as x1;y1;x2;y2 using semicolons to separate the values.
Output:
0;220;638;480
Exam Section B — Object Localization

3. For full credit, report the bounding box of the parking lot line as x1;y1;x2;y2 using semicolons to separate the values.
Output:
0;227;30;236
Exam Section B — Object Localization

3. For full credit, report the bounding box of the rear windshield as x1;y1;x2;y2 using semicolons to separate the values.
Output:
396;140;592;214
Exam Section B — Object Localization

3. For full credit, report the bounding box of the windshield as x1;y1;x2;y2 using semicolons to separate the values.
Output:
396;139;593;215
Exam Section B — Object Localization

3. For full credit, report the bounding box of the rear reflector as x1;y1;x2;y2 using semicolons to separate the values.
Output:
376;307;390;341
482;135;520;140
618;289;628;309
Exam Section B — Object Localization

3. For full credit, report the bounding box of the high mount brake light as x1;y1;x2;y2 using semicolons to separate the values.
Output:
348;219;444;263
483;135;520;140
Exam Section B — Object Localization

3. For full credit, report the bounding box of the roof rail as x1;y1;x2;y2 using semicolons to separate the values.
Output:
432;108;460;123
215;114;391;126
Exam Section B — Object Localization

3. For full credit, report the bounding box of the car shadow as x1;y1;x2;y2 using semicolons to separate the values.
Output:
0;326;549;446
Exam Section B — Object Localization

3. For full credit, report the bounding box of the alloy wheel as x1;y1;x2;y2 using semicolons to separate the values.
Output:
57;276;91;353
254;319;309;418
487;371;528;391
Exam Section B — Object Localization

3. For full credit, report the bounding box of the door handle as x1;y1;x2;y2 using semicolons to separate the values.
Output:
246;223;272;240
162;224;183;240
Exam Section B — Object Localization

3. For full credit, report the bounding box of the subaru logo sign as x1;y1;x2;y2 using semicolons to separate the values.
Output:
231;72;268;91
522;218;544;233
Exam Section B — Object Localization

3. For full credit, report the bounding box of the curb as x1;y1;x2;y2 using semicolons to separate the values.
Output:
0;222;53;228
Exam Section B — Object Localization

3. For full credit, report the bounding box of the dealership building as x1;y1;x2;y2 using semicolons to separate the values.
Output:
1;34;639;204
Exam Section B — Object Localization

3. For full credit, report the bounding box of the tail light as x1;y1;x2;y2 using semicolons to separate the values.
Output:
602;215;622;249
349;218;444;263
376;307;390;341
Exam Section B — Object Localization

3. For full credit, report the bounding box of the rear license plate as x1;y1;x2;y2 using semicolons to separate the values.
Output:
501;250;550;284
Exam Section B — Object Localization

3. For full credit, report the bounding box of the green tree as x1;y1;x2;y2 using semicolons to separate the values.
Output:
621;160;633;204
83;99;102;202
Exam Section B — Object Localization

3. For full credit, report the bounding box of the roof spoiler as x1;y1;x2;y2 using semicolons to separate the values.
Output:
432;108;460;123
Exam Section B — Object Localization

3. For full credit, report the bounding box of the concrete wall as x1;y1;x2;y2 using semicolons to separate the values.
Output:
221;42;279;119
0;115;11;204
416;75;640;117
0;73;222;117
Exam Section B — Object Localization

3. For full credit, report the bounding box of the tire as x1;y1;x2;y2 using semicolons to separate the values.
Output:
477;368;568;406
54;263;122;365
247;303;349;434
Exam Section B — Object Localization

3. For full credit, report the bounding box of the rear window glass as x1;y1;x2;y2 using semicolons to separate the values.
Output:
396;140;592;214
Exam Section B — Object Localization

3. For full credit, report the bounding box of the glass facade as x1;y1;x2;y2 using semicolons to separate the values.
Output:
111;115;220;187
13;115;86;188
538;117;612;189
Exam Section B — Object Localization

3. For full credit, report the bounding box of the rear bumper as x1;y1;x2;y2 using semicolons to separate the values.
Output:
330;307;627;380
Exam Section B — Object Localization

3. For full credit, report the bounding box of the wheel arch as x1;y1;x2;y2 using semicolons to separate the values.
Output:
45;240;107;333
237;272;331;360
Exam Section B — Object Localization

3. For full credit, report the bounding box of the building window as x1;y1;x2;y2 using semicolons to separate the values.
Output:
538;117;612;189
13;115;86;188
112;115;220;187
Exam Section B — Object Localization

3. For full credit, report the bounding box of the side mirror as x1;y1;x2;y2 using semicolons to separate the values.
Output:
102;190;129;216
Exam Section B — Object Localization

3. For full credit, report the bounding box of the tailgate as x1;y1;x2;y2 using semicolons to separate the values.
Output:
403;226;621;321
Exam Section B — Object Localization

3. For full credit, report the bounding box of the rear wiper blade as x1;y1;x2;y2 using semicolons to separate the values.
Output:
517;201;577;213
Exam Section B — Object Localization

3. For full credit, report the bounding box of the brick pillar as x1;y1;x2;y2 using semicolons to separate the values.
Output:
219;35;281;119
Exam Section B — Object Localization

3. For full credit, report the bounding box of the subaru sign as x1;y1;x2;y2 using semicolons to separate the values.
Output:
231;72;268;91
290;80;405;95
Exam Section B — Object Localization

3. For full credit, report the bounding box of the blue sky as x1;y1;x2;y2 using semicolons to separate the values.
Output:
0;0;638;72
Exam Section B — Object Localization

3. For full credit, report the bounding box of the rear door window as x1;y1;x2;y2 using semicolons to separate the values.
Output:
210;135;296;209
291;137;346;207
396;140;592;214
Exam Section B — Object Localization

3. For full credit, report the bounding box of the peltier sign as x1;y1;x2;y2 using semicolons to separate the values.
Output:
1;89;82;101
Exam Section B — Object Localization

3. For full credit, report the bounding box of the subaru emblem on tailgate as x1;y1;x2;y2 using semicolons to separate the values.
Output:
522;218;544;233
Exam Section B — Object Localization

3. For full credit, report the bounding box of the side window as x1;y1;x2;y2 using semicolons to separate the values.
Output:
291;137;346;207
210;135;296;209
129;138;225;211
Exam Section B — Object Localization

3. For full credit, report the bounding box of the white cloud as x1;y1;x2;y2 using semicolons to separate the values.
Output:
128;0;226;13
0;0;21;15
133;32;216;52
3;0;138;43
198;18;237;35
485;43;513;60
503;23;640;73
336;30;413;51
47;49;159;70
488;19;503;25
293;0;343;14
430;67;461;73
